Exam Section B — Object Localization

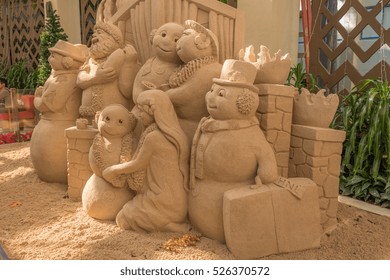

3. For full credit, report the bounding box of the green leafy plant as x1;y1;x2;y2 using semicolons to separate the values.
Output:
6;60;38;90
339;78;390;207
37;6;68;86
286;62;320;93
25;69;39;90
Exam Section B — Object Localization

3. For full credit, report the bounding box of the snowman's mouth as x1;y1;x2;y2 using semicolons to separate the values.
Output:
157;46;171;53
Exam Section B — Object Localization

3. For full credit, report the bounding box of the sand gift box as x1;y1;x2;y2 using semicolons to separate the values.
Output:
223;177;321;259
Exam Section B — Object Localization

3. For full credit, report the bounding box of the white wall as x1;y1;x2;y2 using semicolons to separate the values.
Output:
238;0;300;65
44;0;82;44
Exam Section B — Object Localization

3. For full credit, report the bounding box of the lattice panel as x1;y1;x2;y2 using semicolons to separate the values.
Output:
310;0;390;94
0;0;5;62
0;0;8;67
80;0;103;46
5;0;45;68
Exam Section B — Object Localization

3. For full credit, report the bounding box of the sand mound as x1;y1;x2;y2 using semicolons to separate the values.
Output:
1;142;390;260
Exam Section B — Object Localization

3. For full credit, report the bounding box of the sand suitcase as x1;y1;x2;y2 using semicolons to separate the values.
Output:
223;177;321;259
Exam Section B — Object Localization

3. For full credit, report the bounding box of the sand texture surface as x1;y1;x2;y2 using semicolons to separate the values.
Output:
1;142;390;260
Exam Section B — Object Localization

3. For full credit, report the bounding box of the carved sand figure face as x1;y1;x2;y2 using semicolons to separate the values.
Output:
152;22;184;63
48;52;64;71
90;27;120;60
136;103;154;127
176;28;213;63
97;105;136;138
206;84;257;120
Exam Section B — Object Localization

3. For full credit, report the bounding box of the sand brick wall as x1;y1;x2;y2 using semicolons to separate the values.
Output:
256;84;295;177
65;126;98;201
288;124;346;233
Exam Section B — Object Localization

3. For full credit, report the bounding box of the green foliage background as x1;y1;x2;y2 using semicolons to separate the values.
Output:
286;62;320;93
338;79;390;207
1;60;37;90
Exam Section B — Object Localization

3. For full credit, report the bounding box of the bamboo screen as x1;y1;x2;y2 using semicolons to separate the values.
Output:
310;0;390;95
0;0;45;68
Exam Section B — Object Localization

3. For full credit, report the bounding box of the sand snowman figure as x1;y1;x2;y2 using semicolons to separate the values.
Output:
30;40;88;184
132;22;184;103
188;59;278;242
82;104;141;220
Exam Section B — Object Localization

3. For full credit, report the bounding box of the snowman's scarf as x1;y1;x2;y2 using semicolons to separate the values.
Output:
189;116;259;195
168;56;215;88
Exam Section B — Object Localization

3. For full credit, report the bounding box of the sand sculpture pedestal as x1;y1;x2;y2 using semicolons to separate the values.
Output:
256;84;345;234
65;126;98;201
288;124;346;233
256;84;294;177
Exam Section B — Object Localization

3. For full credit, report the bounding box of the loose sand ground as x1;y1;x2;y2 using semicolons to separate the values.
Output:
1;142;390;260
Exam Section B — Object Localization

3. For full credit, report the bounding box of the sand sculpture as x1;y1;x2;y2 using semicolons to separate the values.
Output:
292;88;339;128
82;104;141;220
132;22;184;103
164;20;222;141
30;40;88;184
57;0;345;258
96;0;118;21
239;44;291;84
131;20;222;142
188;59;321;259
103;90;190;232
188;60;279;242
77;21;139;123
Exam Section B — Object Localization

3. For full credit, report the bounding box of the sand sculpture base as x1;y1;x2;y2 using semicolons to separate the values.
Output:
288;124;346;233
65;126;98;201
30;119;75;184
82;174;135;220
256;84;294;177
